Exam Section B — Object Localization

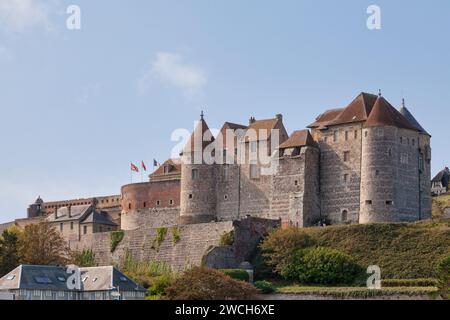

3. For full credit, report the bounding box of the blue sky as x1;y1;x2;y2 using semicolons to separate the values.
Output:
0;0;449;223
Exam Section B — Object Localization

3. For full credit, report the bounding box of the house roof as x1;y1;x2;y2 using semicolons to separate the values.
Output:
432;167;450;183
279;130;318;149
216;122;248;149
245;116;282;142
151;158;182;176
308;108;344;128
364;96;418;131
45;205;116;226
331;92;378;126
46;205;92;222
0;265;145;292
399;104;430;136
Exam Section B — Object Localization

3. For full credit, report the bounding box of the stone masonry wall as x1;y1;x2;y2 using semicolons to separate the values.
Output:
70;221;233;270
314;123;363;224
121;207;180;230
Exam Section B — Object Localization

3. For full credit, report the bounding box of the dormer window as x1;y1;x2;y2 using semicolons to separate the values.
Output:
164;165;171;174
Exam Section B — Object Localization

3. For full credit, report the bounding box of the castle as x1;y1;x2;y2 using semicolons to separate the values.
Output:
20;91;431;238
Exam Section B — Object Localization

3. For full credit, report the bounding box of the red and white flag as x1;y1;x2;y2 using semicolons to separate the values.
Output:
131;163;139;172
141;161;147;171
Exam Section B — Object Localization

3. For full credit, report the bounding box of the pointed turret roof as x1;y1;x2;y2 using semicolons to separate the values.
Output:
399;102;430;136
331;92;378;125
182;113;215;154
364;96;418;131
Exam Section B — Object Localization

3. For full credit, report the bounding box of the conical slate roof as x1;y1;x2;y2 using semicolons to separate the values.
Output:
364;96;418;131
399;104;430;136
182;115;215;154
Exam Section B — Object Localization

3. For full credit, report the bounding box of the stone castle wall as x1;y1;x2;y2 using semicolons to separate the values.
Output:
70;221;233;270
270;146;320;227
314;123;364;224
120;207;180;231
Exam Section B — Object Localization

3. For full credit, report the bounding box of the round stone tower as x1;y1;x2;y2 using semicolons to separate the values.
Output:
179;112;217;224
359;96;419;223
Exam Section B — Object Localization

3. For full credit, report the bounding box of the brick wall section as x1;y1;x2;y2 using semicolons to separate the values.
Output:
121;180;180;214
70;221;233;270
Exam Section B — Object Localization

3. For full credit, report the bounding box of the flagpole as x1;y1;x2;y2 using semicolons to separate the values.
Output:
130;162;132;184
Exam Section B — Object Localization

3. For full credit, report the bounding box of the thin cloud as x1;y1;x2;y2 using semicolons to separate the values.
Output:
0;0;57;33
138;52;207;97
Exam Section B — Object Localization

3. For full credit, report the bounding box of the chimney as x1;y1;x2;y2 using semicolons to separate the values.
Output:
275;113;283;121
54;208;58;220
68;206;72;218
249;117;256;125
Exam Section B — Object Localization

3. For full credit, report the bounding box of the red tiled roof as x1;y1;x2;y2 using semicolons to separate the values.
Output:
330;92;378;125
216;122;248;149
279;130;317;149
151;158;181;176
308;108;344;128
364;96;418;131
245;117;281;142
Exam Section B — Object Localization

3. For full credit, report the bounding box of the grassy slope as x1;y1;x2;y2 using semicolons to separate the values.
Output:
432;194;450;218
301;219;450;279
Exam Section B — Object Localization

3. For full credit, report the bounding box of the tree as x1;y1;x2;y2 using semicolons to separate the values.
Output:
18;222;70;265
437;255;450;300
0;226;21;276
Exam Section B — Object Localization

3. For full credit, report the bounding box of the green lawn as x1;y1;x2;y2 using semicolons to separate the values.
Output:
275;285;438;298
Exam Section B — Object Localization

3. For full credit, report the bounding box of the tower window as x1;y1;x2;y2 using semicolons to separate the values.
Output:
143;202;146;208
156;200;161;206
223;165;229;181
60;223;63;232
343;151;350;162
343;174;349;183
386;200;393;205
188;194;193;199
250;161;259;179
341;210;348;222
294;180;298;186
70;222;74;230
365;200;372;205
345;131;349;141
250;141;257;153
128;203;131;210
191;169;199;180
224;195;228;200
333;131;339;142
169;199;174;205
354;130;358;139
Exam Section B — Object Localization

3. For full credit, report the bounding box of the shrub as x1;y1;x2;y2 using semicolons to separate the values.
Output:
260;227;314;275
147;274;174;297
110;231;124;253
218;269;249;282
254;280;275;294
119;251;173;288
219;230;234;246
72;248;96;267
153;228;168;250
284;247;363;285
165;267;258;300
437;255;450;299
171;226;180;245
